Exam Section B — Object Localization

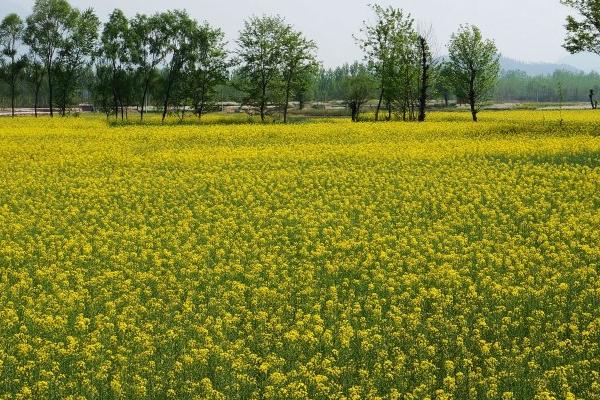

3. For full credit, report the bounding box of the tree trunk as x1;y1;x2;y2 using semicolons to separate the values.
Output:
162;76;174;123
469;72;477;122
180;104;185;121
444;92;449;108
47;64;54;118
283;76;292;124
141;77;150;121
34;83;40;118
11;81;15;117
470;98;478;122
350;103;359;122
112;80;118;120
10;58;15;117
418;37;429;122
375;87;384;122
260;81;267;122
61;84;68;116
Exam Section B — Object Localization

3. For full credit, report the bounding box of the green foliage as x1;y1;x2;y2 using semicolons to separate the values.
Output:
0;13;27;116
53;7;99;115
447;24;500;121
356;5;420;120
280;25;319;123
313;66;352;102
0;13;24;60
433;62;454;106
129;12;168;120
495;69;600;103
182;23;230;119
25;0;74;116
356;5;435;122
561;0;600;54
99;9;132;120
235;15;290;122
1;0;597;118
342;62;376;122
159;10;201;122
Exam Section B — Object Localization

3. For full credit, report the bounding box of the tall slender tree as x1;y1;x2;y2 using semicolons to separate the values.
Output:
0;14;27;117
160;10;198;123
357;5;414;121
54;8;99;115
387;24;420;121
23;53;46;117
130;13;168;121
236;15;290;122
100;9;131;120
185;23;230;119
447;24;500;122
25;0;74;117
417;32;434;122
280;29;318;123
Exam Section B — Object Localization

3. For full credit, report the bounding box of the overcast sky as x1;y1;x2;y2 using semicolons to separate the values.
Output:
1;0;584;67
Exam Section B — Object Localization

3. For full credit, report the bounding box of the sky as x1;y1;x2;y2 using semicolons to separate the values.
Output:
2;0;594;68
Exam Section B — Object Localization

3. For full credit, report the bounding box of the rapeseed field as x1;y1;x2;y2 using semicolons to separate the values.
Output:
0;111;599;399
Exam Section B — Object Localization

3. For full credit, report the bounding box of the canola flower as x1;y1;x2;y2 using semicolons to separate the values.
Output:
0;111;599;399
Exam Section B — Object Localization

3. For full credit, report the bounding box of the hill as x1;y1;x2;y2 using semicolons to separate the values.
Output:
500;56;581;75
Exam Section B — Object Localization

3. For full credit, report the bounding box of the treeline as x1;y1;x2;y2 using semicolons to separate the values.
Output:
0;0;318;122
496;70;600;104
312;66;600;104
1;0;598;122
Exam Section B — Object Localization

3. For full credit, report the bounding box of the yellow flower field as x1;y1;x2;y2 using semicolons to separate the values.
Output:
0;111;599;399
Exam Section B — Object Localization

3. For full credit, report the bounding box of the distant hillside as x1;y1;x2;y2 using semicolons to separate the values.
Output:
558;52;600;73
500;57;581;76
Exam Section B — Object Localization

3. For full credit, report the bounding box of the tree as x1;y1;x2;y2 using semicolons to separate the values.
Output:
185;23;229;119
562;0;600;110
417;33;434;122
357;5;414;121
343;62;375;122
93;62;114;118
130;13;168;121
387;24;420;121
236;15;289;122
0;14;27;117
280;28;318;123
100;9;131;120
25;0;74;117
447;24;500;122
292;67;316;111
562;0;600;56
23;53;45;117
160;10;198;123
54;8;99;115
434;62;453;107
